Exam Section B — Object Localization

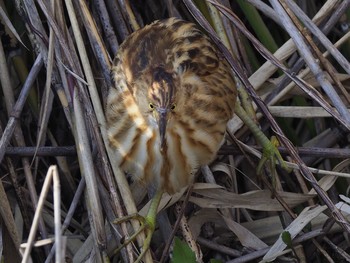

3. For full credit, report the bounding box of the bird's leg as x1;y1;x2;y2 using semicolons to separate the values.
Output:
234;102;290;175
113;189;163;263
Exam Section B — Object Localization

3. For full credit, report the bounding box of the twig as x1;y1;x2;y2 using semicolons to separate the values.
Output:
185;0;350;236
0;54;43;163
20;165;61;263
5;146;76;156
269;0;350;123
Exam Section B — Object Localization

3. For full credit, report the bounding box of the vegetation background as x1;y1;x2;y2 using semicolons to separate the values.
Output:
1;0;350;262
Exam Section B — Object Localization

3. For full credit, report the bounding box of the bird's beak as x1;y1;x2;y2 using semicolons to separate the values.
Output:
157;108;167;149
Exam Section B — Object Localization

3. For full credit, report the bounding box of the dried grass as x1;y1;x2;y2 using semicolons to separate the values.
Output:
1;0;350;262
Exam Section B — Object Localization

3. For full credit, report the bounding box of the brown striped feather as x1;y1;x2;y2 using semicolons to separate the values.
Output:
106;17;237;194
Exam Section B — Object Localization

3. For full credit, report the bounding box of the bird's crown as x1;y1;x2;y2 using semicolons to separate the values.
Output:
149;66;176;108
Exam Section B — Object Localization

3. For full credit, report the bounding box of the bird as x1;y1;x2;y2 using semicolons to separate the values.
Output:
106;17;237;262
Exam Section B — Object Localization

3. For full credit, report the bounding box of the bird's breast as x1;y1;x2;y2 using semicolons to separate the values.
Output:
155;117;225;193
111;114;224;194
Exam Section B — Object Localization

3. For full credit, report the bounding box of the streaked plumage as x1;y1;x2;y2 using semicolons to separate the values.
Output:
106;17;237;194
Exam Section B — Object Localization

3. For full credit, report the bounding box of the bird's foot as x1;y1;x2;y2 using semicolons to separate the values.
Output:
257;136;291;175
113;213;155;263
234;103;290;175
113;190;163;262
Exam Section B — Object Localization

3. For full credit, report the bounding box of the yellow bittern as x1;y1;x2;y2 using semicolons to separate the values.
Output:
106;17;237;262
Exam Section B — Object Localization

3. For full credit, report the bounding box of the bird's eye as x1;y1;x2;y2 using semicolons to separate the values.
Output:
149;103;154;110
171;104;176;110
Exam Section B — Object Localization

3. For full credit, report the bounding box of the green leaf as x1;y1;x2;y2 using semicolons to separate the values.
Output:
171;237;197;263
210;259;223;263
281;231;292;248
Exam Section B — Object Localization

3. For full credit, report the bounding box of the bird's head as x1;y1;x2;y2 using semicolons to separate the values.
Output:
147;66;177;150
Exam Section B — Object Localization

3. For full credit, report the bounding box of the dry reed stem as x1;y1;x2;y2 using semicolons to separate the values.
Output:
1;0;350;262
